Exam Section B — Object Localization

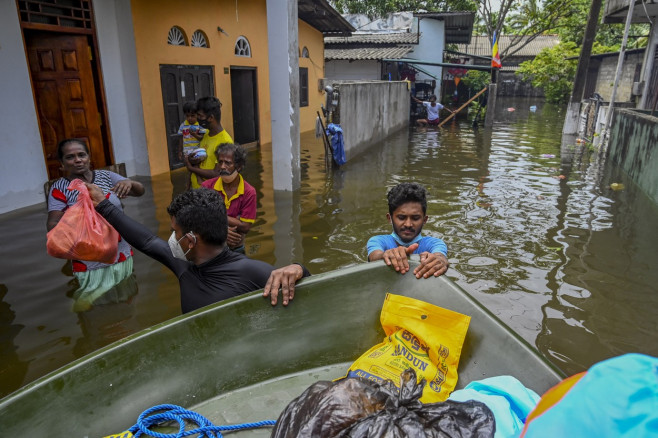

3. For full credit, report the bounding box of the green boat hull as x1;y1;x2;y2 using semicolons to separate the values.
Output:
0;260;564;436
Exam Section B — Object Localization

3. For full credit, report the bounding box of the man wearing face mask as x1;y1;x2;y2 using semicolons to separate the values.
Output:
87;185;309;313
201;143;254;253
185;96;233;189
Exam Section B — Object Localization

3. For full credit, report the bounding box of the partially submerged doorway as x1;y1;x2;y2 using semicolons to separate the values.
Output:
160;65;215;169
230;67;259;148
19;0;112;181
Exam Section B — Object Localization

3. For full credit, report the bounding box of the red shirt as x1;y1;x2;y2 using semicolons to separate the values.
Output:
201;174;257;223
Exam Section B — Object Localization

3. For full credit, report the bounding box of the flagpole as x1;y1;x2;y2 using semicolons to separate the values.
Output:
485;31;502;127
491;31;501;84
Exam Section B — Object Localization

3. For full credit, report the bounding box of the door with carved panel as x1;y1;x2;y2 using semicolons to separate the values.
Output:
26;32;106;179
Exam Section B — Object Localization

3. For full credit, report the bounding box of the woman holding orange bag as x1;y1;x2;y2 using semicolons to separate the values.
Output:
46;138;145;310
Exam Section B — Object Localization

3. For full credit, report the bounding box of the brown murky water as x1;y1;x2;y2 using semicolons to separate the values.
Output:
1;97;657;398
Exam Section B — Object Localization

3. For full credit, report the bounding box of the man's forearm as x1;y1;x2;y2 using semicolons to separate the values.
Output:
187;166;219;180
95;199;174;268
368;250;384;262
96;200;157;251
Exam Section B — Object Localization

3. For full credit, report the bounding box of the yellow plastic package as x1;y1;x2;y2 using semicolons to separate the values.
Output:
345;293;470;403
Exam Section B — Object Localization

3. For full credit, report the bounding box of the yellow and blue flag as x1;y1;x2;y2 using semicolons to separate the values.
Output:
492;31;502;68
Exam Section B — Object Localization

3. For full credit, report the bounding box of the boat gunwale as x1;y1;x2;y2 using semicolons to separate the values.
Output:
0;259;565;436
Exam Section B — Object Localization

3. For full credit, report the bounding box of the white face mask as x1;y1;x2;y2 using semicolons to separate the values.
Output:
220;170;239;184
168;231;195;260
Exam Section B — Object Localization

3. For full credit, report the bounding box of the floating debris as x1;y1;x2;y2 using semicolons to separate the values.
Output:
541;154;556;158
529;105;537;112
610;183;625;191
507;107;516;112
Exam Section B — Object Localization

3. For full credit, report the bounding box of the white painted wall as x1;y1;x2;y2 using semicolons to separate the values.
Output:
0;2;48;214
410;17;445;97
93;0;150;176
266;0;301;191
325;60;380;81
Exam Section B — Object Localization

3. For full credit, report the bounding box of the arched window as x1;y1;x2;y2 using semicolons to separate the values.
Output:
191;30;209;48
301;46;309;58
235;36;251;57
167;26;187;46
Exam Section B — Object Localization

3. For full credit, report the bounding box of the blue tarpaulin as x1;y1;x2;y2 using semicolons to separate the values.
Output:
326;123;346;166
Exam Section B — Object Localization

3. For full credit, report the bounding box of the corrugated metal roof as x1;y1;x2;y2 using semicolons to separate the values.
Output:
325;46;414;60
455;35;560;58
325;32;419;45
298;0;355;34
414;11;475;44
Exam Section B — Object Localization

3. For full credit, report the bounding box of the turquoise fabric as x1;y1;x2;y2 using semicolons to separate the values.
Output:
449;375;540;438
523;353;658;438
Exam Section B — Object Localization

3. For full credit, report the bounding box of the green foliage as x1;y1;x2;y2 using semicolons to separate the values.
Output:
556;0;650;49
474;0;582;65
331;0;476;18
517;42;579;103
461;70;490;93
516;42;618;103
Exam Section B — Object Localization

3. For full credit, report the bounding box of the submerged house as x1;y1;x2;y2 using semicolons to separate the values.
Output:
324;11;474;99
603;0;658;111
585;0;658;204
325;31;419;81
0;0;353;214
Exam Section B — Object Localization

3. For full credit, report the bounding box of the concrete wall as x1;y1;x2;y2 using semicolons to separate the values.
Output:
0;1;49;213
594;51;644;102
93;0;150;176
608;109;658;204
325;60;380;81
497;71;544;97
333;81;409;161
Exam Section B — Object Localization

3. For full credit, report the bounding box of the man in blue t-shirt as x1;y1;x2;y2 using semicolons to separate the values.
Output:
367;182;449;278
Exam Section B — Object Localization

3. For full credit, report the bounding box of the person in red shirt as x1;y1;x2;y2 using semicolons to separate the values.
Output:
201;143;256;253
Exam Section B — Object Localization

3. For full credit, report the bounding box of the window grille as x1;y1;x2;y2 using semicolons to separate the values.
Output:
168;26;187;46
191;30;208;48
18;0;93;30
235;36;251;57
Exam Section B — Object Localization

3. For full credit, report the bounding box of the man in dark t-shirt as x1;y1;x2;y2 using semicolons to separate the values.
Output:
88;186;308;313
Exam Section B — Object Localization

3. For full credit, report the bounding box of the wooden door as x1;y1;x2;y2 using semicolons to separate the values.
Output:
230;67;259;147
26;32;106;179
160;65;215;170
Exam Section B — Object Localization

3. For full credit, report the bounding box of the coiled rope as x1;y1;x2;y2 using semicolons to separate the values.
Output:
127;404;276;438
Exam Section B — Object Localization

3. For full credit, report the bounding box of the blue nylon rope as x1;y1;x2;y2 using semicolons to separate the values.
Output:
127;404;276;438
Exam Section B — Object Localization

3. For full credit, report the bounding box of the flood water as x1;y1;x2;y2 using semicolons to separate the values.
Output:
1;97;657;398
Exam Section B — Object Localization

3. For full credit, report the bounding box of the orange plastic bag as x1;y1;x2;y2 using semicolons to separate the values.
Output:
47;179;119;264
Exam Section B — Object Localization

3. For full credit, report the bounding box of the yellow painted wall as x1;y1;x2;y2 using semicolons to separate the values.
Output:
131;0;326;176
298;20;326;132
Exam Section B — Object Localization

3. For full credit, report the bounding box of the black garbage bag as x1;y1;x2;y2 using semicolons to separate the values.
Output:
271;369;495;438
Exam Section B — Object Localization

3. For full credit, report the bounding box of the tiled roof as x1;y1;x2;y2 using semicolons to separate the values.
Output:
325;46;414;60
325;32;418;45
455;35;560;58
